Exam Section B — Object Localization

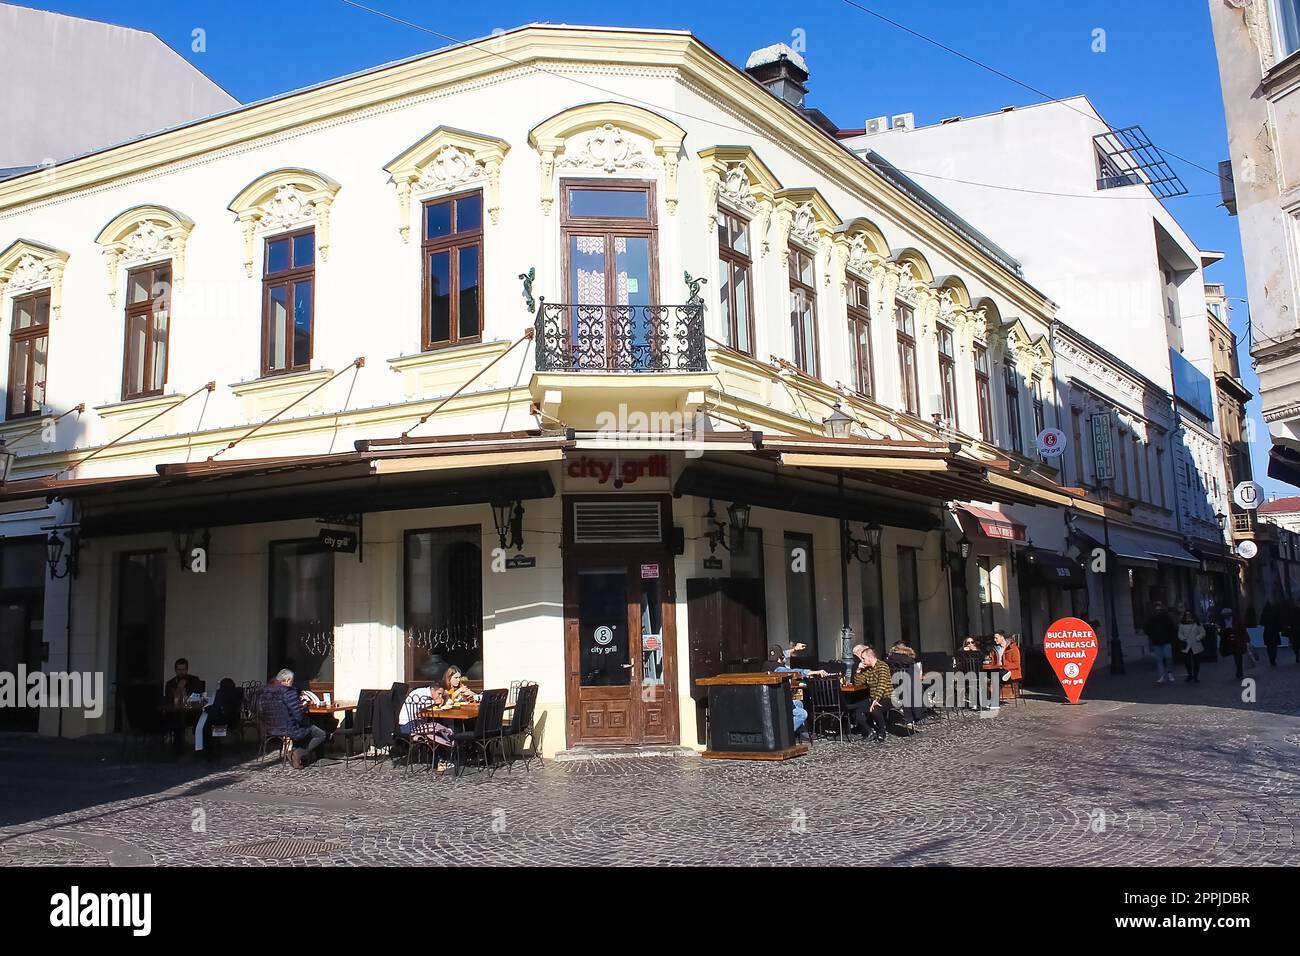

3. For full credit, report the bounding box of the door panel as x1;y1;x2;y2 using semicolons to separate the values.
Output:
574;568;634;741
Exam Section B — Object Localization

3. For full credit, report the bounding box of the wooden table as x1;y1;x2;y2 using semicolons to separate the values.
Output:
307;701;356;715
419;703;479;721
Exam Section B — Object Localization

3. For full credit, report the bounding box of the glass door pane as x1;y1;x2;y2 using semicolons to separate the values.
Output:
640;576;664;686
577;569;630;687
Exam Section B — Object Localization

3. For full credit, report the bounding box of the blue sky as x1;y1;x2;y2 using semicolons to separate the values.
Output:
25;0;1286;494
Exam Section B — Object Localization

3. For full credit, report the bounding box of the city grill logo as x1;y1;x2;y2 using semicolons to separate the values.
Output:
0;666;104;719
49;886;151;936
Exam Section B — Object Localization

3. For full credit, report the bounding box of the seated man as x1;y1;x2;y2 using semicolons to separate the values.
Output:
262;668;327;769
983;630;1022;702
848;644;894;742
768;643;829;739
163;657;204;754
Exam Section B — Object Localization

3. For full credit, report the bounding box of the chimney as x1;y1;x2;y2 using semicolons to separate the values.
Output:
745;43;809;108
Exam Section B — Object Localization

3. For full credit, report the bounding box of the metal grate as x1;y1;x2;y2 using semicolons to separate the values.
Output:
1092;126;1188;199
573;500;662;543
214;838;342;860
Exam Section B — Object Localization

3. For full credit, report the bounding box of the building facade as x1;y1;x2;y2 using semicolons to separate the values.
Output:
0;27;1109;749
1209;0;1300;484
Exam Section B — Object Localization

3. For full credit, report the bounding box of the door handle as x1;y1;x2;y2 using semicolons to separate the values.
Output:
621;663;634;668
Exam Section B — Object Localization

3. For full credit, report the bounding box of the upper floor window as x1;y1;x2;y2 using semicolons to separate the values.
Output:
788;246;818;377
423;190;483;350
7;289;49;419
1275;0;1300;59
974;344;993;442
894;302;918;415
847;276;874;399
937;323;957;426
1032;378;1045;439
1005;365;1023;453
123;263;171;400
717;210;753;355
263;229;314;376
563;181;656;307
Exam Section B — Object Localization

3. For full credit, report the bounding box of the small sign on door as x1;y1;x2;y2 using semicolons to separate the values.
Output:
641;563;659;579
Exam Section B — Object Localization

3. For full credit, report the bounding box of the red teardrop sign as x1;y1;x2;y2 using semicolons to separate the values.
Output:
1043;617;1099;704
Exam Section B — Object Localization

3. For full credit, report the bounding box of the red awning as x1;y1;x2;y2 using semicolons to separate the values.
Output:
956;503;1026;542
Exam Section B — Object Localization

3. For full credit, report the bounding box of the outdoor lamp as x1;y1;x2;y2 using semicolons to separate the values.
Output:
706;499;750;553
726;500;751;551
958;535;972;560
45;530;64;575
509;501;525;552
491;500;513;550
822;403;854;439
863;521;883;555
1215;510;1228;531
845;521;881;564
173;528;211;571
46;528;77;579
0;439;15;484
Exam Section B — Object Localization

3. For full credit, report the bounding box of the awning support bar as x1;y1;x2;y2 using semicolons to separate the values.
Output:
58;385;214;478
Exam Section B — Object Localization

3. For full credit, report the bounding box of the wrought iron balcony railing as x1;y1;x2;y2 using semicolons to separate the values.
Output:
533;301;707;373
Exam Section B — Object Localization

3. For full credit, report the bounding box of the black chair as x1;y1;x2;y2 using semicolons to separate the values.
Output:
121;685;168;759
451;688;508;777
885;661;919;735
371;682;406;769
502;682;541;771
804;676;850;741
334;689;379;768
953;650;986;714
239;683;264;749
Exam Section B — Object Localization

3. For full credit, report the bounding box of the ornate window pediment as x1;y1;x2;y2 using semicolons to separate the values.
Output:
529;103;686;215
94;205;194;304
0;239;70;319
698;146;782;251
384;126;510;241
773;188;841;271
890;248;934;309
228;168;340;276
832;217;890;288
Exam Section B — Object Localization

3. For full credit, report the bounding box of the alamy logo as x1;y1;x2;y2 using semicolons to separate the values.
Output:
0;666;103;719
49;886;151;936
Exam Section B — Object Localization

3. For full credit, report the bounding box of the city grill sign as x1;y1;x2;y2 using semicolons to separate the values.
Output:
1090;412;1115;482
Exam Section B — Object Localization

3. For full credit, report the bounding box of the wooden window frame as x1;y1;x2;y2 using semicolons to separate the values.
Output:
1005;365;1022;453
788;245;819;377
560;178;659;305
894;301;919;415
847;276;874;398
7;288;50;421
718;209;755;355
421;188;485;352
937;322;957;427
122;262;172;401
974;344;993;442
261;227;315;377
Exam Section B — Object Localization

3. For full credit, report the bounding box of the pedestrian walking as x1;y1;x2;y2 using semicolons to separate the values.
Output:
1178;611;1204;683
1261;601;1281;667
1220;608;1248;680
1143;601;1178;683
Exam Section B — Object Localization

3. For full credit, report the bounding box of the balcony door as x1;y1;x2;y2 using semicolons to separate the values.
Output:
561;180;658;370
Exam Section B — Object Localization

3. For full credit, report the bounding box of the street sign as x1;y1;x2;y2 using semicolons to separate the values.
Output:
1233;481;1264;511
1043;617;1099;705
1090;413;1114;481
1036;427;1066;458
1236;540;1258;560
505;554;536;570
318;528;358;553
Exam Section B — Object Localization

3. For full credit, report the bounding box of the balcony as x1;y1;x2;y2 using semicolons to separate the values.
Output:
1232;511;1256;535
533;302;707;373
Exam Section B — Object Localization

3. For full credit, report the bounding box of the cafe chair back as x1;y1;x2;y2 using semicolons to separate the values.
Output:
256;689;296;766
335;688;380;768
503;681;541;771
804;676;849;742
450;687;509;778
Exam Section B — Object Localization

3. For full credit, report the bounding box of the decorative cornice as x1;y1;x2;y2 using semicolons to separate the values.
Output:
697;146;781;253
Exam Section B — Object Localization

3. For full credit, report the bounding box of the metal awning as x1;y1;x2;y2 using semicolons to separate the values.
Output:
1071;517;1198;569
1020;547;1086;589
955;503;1026;542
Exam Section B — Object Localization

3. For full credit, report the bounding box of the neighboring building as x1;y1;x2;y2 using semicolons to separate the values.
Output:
0;2;237;175
1208;0;1300;485
1258;495;1300;531
1254;496;1300;605
0;27;1108;746
840;97;1234;656
1206;284;1257;608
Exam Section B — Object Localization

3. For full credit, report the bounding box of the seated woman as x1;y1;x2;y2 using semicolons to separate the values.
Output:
960;636;979;652
443;665;479;704
398;685;454;769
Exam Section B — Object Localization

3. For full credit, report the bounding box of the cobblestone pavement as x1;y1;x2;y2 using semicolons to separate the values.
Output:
1;657;1297;866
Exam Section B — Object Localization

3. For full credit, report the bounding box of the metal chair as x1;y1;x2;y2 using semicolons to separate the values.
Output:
402;692;454;774
804;676;850;741
255;691;295;766
502;682;541;771
120;685;168;760
450;688;509;777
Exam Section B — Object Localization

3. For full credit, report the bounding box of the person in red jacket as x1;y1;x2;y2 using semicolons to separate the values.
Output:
984;630;1022;700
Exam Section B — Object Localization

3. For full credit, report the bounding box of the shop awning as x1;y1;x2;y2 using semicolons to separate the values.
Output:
1143;541;1202;569
1021;547;1086;589
955;503;1026;542
1070;517;1199;569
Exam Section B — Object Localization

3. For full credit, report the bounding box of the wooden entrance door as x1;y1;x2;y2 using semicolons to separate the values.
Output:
685;577;768;744
563;552;678;747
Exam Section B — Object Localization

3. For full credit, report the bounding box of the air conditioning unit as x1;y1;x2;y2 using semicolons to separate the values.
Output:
865;116;889;134
891;112;915;131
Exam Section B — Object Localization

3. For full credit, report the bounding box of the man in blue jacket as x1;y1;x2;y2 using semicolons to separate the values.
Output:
262;669;326;768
